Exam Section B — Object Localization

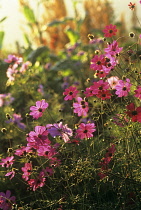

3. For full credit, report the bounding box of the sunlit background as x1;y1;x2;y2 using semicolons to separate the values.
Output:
0;0;141;51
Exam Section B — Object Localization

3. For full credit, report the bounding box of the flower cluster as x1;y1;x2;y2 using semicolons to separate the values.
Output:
4;54;31;82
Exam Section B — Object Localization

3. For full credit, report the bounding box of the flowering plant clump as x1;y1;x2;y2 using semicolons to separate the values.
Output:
1;1;141;209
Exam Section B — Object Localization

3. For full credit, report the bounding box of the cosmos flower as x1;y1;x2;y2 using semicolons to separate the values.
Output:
29;99;49;119
26;126;50;149
103;24;117;37
73;97;89;117
126;103;141;122
76;123;96;139
0;156;15;168
104;40;123;56
115;78;132;97
63;86;78;100
47;122;73;143
107;76;119;89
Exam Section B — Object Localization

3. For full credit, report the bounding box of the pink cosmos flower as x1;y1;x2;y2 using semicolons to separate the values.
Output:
29;99;49;119
5;169;16;180
0;190;16;210
126;103;141;122
6;65;18;82
73;97;89;117
21;162;32;181
19;61;31;73
91;80;110;95
28;172;46;191
90;54;105;71
14;146;32;156
134;86;141;99
63;86;78;100
76;123;96;139
115;78;132;97
104;40;123;56
0;156;14;168
47;122;73;143
107;76;119;89
84;86;95;97
103;24;117;37
37;145;57;158
27;126;50;149
4;54;23;64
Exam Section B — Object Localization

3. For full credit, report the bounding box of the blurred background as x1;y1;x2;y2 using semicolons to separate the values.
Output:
0;0;141;53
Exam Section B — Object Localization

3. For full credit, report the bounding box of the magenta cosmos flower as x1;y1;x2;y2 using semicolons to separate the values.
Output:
134;86;141;99
0;156;14;168
90;54;105;71
26;125;50;149
104;40;123;56
28;172;46;191
29;99;49;119
63;86;78;100
115;78;131;97
0;190;16;210
76;123;96;139
73;97;89;117
126;103;141;122
103;24;117;37
21;162;32;181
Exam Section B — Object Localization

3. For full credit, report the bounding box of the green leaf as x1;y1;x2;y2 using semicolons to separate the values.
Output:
0;17;7;23
23;33;32;46
23;6;36;23
47;17;74;27
0;31;4;49
64;27;79;44
27;46;49;64
47;20;63;27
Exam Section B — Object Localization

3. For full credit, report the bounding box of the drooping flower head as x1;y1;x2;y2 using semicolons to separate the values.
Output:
103;24;117;37
29;99;49;119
